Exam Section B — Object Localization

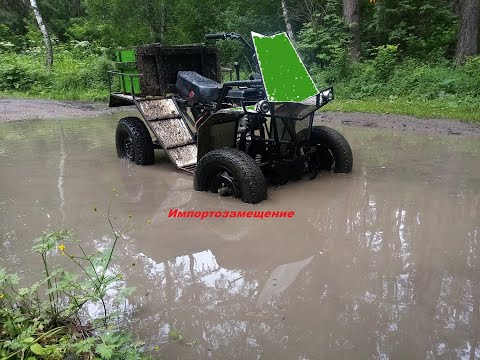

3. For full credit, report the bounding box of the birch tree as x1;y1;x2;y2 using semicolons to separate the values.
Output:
281;0;296;43
29;0;53;68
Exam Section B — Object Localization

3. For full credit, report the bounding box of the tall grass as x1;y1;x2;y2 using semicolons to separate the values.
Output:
0;45;112;101
310;49;480;121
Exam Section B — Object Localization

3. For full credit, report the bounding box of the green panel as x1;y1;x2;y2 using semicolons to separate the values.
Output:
252;32;317;102
118;49;136;62
115;49;140;95
114;61;137;70
122;69;141;95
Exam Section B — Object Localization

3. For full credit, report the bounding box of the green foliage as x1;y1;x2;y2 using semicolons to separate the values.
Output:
0;50;51;92
371;44;398;81
0;24;19;50
328;57;480;100
364;0;458;60
0;0;478;121
51;50;112;99
329;97;480;122
312;53;480;121
0;45;111;100
0;194;150;359
297;0;348;69
168;329;199;347
462;56;480;77
206;0;284;75
0;0;30;35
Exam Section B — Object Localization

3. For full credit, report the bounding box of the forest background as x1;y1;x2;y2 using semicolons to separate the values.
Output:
1;0;479;121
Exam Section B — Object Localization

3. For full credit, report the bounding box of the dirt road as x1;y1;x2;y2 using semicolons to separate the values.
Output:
0;98;123;122
1;98;479;136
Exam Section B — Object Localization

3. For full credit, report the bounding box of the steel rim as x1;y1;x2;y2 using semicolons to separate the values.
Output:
314;144;334;170
210;167;240;198
300;141;334;171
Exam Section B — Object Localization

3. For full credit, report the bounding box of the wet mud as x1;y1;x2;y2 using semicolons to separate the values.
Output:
318;111;480;137
0;98;124;122
1;114;480;359
2;98;480;138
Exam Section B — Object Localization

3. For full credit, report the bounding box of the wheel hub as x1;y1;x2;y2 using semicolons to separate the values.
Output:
214;171;240;198
300;142;334;173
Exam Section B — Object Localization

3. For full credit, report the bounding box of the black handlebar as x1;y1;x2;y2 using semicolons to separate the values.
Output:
205;32;255;53
205;32;227;40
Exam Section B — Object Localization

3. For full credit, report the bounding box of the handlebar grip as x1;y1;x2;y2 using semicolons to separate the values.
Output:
205;32;227;40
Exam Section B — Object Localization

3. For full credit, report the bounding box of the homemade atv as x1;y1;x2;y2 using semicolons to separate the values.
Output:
108;32;353;204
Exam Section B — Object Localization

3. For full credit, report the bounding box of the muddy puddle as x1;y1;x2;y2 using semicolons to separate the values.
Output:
1;114;480;359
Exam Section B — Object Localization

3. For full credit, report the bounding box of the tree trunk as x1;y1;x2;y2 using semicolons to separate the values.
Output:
343;0;361;62
146;0;165;43
29;0;53;68
160;0;166;42
453;0;463;16
281;0;296;43
455;0;480;65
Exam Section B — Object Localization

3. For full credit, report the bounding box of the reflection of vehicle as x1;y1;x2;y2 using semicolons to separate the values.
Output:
109;32;353;204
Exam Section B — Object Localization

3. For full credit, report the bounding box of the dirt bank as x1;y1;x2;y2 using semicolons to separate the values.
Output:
317;111;480;137
0;98;123;122
1;98;479;137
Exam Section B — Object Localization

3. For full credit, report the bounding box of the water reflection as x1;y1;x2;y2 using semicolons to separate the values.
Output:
124;138;480;359
1;117;480;359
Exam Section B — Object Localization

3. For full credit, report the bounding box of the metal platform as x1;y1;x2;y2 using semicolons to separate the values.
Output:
134;97;198;174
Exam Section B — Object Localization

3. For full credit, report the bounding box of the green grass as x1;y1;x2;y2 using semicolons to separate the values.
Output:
326;97;480;123
0;89;108;102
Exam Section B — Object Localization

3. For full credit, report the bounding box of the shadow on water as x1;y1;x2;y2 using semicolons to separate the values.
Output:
1;114;479;359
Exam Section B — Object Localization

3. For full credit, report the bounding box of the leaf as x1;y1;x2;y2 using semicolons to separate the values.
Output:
30;343;45;355
9;273;20;285
73;337;95;353
19;287;31;296
0;267;6;280
185;339;199;347
96;343;113;359
14;316;27;323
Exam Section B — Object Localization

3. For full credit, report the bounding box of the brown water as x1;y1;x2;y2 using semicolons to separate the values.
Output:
1;115;480;359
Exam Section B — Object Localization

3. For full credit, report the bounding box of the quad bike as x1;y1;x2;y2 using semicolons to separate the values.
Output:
108;32;353;204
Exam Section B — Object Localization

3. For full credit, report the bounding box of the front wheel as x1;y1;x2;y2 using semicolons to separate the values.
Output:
299;126;353;173
194;148;267;204
115;117;154;165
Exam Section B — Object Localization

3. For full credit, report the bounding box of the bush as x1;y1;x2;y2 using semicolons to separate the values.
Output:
371;44;398;81
50;51;112;99
311;54;480;103
296;0;348;70
0;53;50;92
0;46;112;100
0;195;150;359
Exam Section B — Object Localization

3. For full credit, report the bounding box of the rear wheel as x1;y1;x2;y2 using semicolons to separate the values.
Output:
299;126;353;173
116;117;154;165
194;148;267;204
